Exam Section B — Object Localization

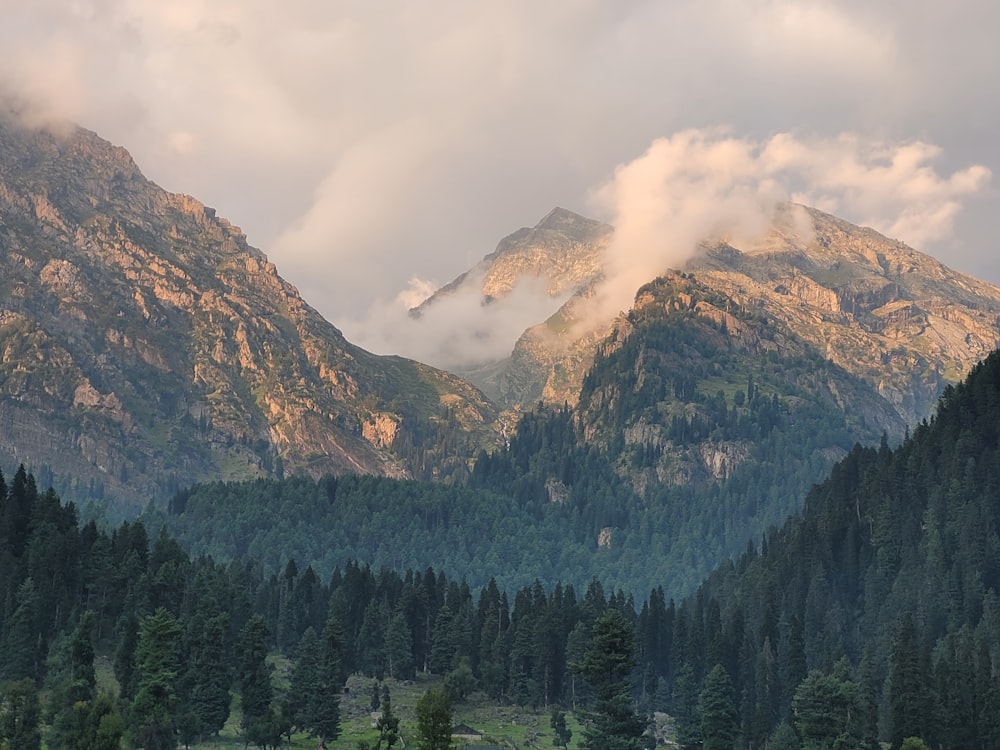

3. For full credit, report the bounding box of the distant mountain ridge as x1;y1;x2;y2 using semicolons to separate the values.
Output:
432;204;1000;424
0;118;499;512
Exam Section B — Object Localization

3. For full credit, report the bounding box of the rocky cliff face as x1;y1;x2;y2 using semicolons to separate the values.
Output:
432;204;1000;426
0;118;499;512
416;207;611;310
686;205;1000;424
413;207;612;406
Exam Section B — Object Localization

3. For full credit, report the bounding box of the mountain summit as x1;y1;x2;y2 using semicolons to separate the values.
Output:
0;119;499;512
430;204;1000;424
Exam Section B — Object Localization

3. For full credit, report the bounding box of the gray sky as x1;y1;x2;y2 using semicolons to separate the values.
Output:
2;1;998;362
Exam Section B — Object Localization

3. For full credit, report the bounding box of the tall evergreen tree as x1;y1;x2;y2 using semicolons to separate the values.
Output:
46;611;104;750
699;664;736;750
671;663;703;750
237;614;274;749
180;612;231;740
311;612;344;743
113;611;141;702
385;611;414;679
889;615;930;748
792;665;865;750
2;577;41;681
287;627;320;734
578;609;646;750
130;607;182;750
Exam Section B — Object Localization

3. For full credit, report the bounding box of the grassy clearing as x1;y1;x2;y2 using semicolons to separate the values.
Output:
181;672;586;750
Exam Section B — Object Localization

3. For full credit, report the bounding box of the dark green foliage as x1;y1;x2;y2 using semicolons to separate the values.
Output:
130;607;182;750
372;689;400;750
179;612;231;740
415;688;453;750
237;615;274;748
550;707;572;748
45;611;103;750
792;665;866;750
671;663;702;750
699;664;736;750
312;613;344;742
384;612;414;679
767;722;800;750
0;678;41;750
2;578;41;681
577;609;646;750
889;614;934;749
443;656;476;703
287;627;320;733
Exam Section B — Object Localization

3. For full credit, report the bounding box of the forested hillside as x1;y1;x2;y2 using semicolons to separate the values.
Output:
659;348;1000;748
153;271;902;596
4;347;1000;748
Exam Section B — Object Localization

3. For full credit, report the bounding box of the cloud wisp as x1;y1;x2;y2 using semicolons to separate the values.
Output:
586;129;991;325
338;129;990;370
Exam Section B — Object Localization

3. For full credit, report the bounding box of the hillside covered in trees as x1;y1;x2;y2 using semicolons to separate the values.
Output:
147;273;914;598
5;349;1000;747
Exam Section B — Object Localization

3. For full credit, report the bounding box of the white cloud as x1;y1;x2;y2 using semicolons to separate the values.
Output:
586;130;991;321
345;275;573;371
1;0;999;363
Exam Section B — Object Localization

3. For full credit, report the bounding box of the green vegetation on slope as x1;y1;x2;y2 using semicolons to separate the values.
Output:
149;273;904;598
4;346;1000;748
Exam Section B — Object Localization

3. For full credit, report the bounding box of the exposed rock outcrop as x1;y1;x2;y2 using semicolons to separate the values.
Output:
0;118;500;512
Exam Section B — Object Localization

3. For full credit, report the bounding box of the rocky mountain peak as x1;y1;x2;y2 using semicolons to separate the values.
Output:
415;208;611;314
0;118;499;512
430;203;1000;423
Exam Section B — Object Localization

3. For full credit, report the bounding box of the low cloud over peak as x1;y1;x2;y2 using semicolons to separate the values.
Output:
1;2;998;363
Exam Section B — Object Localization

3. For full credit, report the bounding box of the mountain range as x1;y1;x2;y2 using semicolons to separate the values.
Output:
2;115;1000;531
0;118;498;513
431;203;1000;425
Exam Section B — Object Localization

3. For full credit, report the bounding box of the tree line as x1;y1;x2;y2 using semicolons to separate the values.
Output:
6;340;1000;749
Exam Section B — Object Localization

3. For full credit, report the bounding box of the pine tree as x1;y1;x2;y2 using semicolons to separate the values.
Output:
550;708;573;749
2;577;41;681
889;615;929;748
671;663;702;750
237;614;274;748
792;665;865;750
385;611;414;679
578;609;646;750
180;612;231;740
130;607;182;750
46;611;101;749
699;664;736;750
306;613;343;743
287;626;320;734
113;611;140;702
373;689;401;750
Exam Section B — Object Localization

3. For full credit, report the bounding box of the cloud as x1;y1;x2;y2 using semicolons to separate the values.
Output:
343;275;573;371
1;0;999;362
585;130;991;322
352;128;990;370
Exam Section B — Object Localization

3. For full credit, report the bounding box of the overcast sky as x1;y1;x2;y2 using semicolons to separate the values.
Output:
2;1;998;361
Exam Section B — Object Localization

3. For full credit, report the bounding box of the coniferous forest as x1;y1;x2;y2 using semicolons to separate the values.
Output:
142;273;902;601
4;347;1000;747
